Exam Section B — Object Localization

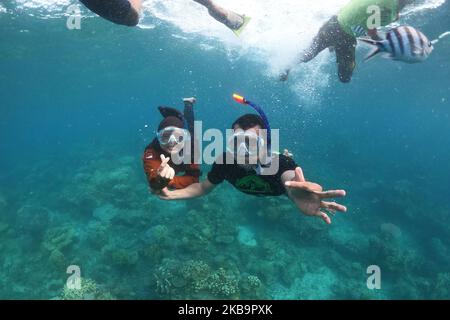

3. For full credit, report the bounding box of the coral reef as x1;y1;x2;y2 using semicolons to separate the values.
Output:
154;265;173;296
141;244;164;265
92;203;120;222
237;226;257;247
60;278;115;300
16;205;51;237
60;156;145;217
239;275;265;299
142;224;169;245
428;237;450;265
41;224;78;271
48;249;66;270
42;224;77;253
180;260;211;293
432;273;450;299
109;248;139;268
2;143;450;300
150;259;264;299
368;231;422;276
207;268;239;298
86;221;110;249
254;198;292;223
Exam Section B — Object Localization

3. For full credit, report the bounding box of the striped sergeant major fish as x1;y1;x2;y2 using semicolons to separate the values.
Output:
359;26;433;63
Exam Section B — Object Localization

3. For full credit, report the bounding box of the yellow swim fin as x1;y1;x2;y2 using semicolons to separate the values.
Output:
232;15;251;37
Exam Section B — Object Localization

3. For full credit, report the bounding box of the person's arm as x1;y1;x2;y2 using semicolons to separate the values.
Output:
280;26;325;81
281;167;347;224
168;164;201;189
159;178;217;200
160;158;225;200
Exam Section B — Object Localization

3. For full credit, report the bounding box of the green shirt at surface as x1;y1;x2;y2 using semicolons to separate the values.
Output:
338;0;399;37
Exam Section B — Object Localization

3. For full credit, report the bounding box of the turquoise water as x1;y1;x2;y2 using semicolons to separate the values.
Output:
1;0;450;299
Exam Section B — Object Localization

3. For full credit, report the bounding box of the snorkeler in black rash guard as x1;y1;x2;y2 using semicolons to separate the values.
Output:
79;0;248;33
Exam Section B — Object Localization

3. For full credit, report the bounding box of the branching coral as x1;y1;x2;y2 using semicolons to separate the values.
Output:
49;249;67;270
181;260;210;292
207;268;239;298
110;249;139;268
86;221;110;248
143;224;169;245
239;275;265;299
153;266;173;296
42;224;77;253
60;278;115;300
152;260;243;299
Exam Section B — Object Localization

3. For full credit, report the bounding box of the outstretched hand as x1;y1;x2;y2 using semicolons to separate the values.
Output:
285;167;347;224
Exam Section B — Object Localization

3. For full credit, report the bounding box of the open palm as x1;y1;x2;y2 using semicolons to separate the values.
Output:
285;167;347;224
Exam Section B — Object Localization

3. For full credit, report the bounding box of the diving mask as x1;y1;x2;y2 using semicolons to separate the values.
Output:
227;130;265;158
157;126;189;146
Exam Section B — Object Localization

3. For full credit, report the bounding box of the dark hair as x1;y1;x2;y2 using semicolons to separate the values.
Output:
232;114;265;130
158;116;184;131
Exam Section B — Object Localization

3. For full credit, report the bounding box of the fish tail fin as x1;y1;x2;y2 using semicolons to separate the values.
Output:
364;47;382;61
358;38;384;62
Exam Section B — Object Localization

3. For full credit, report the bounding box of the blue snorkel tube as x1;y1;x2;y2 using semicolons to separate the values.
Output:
232;93;272;153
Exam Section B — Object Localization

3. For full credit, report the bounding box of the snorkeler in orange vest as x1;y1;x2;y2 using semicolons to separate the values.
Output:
281;0;415;83
143;98;201;193
79;0;249;34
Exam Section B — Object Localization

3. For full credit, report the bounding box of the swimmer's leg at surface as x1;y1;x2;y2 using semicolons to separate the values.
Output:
193;0;246;31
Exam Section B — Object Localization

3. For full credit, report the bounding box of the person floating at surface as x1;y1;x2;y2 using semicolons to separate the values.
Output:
79;0;249;33
143;97;201;193
159;113;347;225
281;0;415;83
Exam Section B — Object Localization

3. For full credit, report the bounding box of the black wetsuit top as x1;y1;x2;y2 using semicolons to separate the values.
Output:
207;153;297;196
79;0;139;26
